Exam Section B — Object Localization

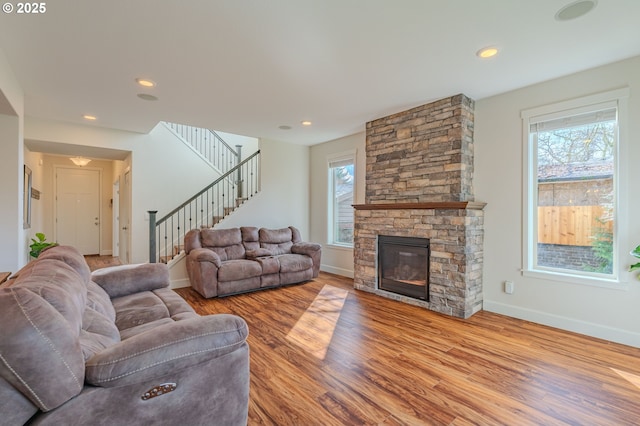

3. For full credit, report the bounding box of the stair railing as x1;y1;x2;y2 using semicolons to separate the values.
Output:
163;122;240;174
148;150;261;264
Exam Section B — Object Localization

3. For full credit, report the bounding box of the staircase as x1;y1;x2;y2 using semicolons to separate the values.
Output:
163;122;241;174
148;124;261;264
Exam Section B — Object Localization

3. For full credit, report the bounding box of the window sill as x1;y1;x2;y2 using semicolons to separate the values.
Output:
326;243;353;251
522;268;628;290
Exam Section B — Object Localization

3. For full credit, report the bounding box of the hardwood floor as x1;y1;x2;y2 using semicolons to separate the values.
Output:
84;255;121;271
178;272;640;425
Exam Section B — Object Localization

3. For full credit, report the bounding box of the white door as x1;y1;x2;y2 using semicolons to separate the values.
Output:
56;168;101;255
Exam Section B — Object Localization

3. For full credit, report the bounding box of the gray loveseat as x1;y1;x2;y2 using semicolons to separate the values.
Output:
185;226;321;298
0;245;249;425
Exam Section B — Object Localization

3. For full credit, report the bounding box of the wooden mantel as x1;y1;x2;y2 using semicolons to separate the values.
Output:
352;202;486;210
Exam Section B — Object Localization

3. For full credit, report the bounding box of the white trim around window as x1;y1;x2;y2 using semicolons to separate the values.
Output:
521;87;630;288
327;150;356;248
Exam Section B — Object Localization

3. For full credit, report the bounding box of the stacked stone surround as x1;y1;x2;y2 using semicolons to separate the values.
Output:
353;94;485;319
365;94;475;203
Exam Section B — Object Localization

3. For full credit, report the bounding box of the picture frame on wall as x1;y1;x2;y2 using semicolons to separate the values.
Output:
23;165;32;229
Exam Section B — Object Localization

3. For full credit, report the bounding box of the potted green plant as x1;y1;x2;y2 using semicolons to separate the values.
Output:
630;245;640;277
29;232;58;258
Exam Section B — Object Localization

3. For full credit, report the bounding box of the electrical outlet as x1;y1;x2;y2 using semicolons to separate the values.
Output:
504;281;514;294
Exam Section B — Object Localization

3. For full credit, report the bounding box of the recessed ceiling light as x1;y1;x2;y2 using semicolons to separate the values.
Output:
301;120;312;126
476;47;499;59
83;114;97;121
136;78;156;87
555;0;597;21
137;93;158;101
279;125;292;130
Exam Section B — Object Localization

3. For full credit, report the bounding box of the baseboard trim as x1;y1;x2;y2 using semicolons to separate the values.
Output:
321;265;354;278
100;250;113;256
483;300;640;348
170;278;191;289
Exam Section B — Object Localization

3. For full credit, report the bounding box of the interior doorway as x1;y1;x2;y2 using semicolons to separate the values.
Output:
112;178;120;257
55;167;101;255
119;168;131;264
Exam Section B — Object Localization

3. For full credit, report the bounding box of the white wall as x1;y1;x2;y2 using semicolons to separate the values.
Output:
215;130;260;161
309;132;365;277
24;149;45;245
219;138;310;236
0;47;26;272
475;55;640;347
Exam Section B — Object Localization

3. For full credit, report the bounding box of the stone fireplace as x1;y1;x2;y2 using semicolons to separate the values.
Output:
353;94;485;319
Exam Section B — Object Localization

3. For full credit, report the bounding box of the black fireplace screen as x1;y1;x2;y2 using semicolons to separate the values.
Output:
378;235;429;301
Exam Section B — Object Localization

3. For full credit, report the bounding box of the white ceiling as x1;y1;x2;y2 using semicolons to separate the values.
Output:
1;0;639;147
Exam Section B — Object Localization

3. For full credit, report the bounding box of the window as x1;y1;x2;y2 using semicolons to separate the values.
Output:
328;153;355;247
522;89;628;284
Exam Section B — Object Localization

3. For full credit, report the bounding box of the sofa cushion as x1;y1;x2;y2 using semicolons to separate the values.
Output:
86;281;116;321
278;254;313;273
119;318;175;340
241;226;260;251
218;259;262;282
80;306;121;361
9;257;87;331
0;258;87;411
260;227;294;255
153;288;198;319
38;245;92;285
201;228;246;261
112;291;171;332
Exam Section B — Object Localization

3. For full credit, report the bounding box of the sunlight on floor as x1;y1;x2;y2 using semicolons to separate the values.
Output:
611;368;640;390
285;284;349;360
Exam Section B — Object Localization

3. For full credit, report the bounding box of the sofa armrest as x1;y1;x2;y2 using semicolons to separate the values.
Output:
185;249;222;298
91;263;170;299
187;247;222;267
85;314;248;387
292;242;322;277
291;242;321;256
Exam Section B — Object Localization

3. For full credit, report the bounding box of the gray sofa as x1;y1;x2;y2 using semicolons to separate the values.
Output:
0;245;249;425
185;226;321;298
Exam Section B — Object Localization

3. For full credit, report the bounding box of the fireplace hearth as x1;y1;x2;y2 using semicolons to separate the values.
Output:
378;235;429;301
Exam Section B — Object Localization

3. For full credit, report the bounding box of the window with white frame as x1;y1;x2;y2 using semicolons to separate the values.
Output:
328;153;355;247
522;89;628;284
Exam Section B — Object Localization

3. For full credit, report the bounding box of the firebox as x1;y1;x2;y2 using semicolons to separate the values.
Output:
378;235;430;301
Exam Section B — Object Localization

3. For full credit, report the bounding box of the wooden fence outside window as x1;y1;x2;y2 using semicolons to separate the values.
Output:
538;205;612;247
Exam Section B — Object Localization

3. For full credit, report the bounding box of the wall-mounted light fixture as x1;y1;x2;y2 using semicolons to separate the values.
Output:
70;157;92;167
